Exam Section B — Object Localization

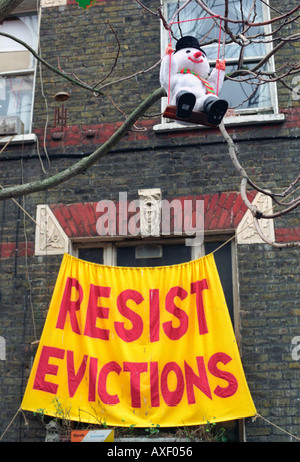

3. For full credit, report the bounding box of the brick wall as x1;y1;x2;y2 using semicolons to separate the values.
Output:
238;245;300;441
0;0;299;442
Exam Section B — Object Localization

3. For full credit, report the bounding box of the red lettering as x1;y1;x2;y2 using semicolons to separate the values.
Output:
149;289;160;342
88;357;98;402
184;356;212;403
67;350;88;398
208;352;238;398
161;361;184;406
190;280;209;335
115;290;144;342
56;280;211;342
84;285;110;340
150;361;160;407
98;361;121;405
56;277;83;335
163;286;188;340
33;346;65;394
123;362;148;408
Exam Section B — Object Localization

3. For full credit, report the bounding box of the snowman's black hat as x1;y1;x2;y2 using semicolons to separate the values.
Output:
174;36;206;56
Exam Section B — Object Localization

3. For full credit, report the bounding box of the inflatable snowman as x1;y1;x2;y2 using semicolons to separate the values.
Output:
160;35;228;125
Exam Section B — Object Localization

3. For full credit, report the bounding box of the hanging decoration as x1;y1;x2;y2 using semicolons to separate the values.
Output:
21;253;256;428
160;16;228;126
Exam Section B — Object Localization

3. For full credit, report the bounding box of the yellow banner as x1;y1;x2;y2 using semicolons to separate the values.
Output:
21;253;256;427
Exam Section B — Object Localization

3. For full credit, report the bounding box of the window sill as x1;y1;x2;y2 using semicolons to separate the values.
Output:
153;113;285;132
0;133;37;145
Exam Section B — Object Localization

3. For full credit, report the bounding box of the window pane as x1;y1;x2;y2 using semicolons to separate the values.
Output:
205;241;233;322
0;14;38;134
78;247;104;265
117;243;191;267
167;2;222;58
0;51;32;73
167;0;265;58
0;15;38;69
0;74;34;133
220;64;271;110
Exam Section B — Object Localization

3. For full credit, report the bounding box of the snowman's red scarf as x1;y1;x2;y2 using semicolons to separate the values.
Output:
178;69;215;94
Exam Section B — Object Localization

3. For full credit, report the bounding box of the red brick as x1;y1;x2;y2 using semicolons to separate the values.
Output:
207;193;220;213
85;202;98;236
223;191;238;210
51;205;73;237
214;192;228;217
275;227;300;242
218;209;230;229
0;242;34;258
68;204;85;237
209;216;220;230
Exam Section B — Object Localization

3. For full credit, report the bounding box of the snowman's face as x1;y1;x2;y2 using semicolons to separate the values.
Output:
174;47;210;78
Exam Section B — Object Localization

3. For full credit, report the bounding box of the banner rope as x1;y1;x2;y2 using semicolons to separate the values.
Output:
253;413;300;442
0;406;28;442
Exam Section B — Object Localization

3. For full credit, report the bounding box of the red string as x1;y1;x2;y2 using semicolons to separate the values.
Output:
168;27;172;104
167;15;223;103
216;19;222;96
169;15;221;26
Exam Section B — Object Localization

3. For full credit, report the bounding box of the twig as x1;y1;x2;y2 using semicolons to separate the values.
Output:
195;0;300;27
106;92;147;132
0;87;165;201
134;0;158;17
96;60;161;92
0;31;104;96
92;20;121;90
219;122;300;248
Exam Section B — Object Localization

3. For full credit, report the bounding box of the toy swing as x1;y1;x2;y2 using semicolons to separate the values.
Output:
163;15;224;127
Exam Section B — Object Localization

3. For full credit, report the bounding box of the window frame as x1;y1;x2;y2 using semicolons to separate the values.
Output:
72;234;240;338
0;9;39;137
155;0;282;132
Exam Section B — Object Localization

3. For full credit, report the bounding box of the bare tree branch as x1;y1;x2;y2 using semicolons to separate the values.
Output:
194;0;300;27
1;0;298;249
219;122;300;248
0;87;165;201
254;217;300;248
0;31;104;96
92;20;121;90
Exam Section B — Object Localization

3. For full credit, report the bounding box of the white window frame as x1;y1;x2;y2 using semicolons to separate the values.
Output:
154;0;284;132
0;6;40;144
72;237;202;267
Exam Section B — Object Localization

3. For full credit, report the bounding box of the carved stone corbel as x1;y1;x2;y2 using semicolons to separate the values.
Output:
237;192;275;244
35;204;70;256
138;188;161;237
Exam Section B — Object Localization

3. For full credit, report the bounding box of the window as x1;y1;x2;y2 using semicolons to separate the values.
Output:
74;238;236;326
0;13;38;134
74;237;241;440
159;0;279;128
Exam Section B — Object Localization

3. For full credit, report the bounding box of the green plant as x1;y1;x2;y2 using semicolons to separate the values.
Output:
145;424;160;437
204;420;227;442
175;420;228;442
33;408;46;423
51;396;72;439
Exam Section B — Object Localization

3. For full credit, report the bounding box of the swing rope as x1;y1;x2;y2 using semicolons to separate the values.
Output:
167;15;224;105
